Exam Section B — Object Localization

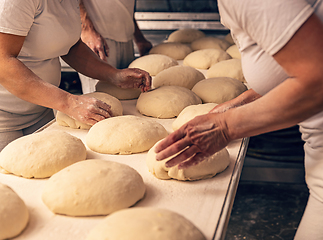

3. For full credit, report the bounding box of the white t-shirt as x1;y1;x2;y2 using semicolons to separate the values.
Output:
0;0;81;131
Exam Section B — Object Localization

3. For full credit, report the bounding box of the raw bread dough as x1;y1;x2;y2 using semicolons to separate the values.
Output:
192;77;247;104
42;159;146;216
96;81;141;100
0;183;29;240
167;28;205;43
149;42;192;60
86;115;168;154
147;140;230;181
86;207;206;240
172;103;218;131
207;59;245;83
128;54;178;76
0;130;87;178
153;65;205;89
56;92;123;130
183;49;231;70
136;86;202;119
226;44;241;59
224;32;235;45
190;37;231;51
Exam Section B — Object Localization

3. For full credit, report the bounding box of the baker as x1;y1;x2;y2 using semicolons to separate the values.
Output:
155;0;323;238
0;0;151;151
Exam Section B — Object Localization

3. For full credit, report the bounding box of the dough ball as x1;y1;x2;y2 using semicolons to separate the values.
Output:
147;140;230;181
192;77;247;104
224;32;235;45
153;65;205;89
172;103;218;131
136;86;202;119
0;183;29;239
128;54;178;76
190;37;231;51
56;92;123;130
167;28;205;43
42;159;145;216
226;45;241;59
149;42;192;60
86;207;206;240
86;115;168;154
183;49;231;69
96;81;141;100
0;130;87;178
207;59;245;83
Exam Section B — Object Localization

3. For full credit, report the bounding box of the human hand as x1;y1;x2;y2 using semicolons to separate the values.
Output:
112;68;152;92
136;40;153;56
81;28;109;61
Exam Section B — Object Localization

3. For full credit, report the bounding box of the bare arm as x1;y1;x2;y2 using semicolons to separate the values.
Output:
133;17;152;56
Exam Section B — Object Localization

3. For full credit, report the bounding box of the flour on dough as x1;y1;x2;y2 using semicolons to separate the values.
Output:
149;42;192;60
207;59;245;83
96;81;141;100
226;45;241;59
167;28;205;43
190;36;231;51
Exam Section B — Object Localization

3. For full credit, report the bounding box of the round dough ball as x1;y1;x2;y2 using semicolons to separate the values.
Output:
56;92;123;130
167;28;205;43
0;183;29;239
136;86;202;119
153;65;205;89
42;159;146;216
149;42;192;60
128;54;178;76
207;59;245;83
226;44;241;59
96;81;141;100
183;49;231;70
86;115;168;154
224;32;235;45
192;77;247;104
190;37;231;51
172;103;218;131
0;130;87;178
86;207;206;240
147;140;230;181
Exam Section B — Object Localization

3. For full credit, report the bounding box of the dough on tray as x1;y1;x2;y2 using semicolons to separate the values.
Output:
149;42;192;60
96;81;141;100
167;28;205;43
153;65;205;89
226;44;241;59
206;59;245;83
147;140;230;181
56;92;123;130
0;183;29;240
86;115;168;154
136;86;202;119
42;159;146;216
190;36;231;51
86;207;206;240
192;77;247;104
0;130;87;178
128;54;178;76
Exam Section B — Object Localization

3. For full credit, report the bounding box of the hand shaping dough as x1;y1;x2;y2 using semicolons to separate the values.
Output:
86;115;168;154
0;130;87;178
190;36;231;51
136;86;202;119
153;65;205;89
149;42;192;60
206;59;245;83
56;92;123;130
226;44;241;59
96;81;141;100
86;207;206;240
147;140;230;181
0;183;29;240
172;103;218;131
183;49;231;70
42;159;146;216
167;28;205;43
128;54;178;76
192;77;247;104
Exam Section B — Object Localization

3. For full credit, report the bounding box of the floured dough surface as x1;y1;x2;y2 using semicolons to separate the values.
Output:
147;140;230;181
192;77;247;104
167;28;205;43
153;65;205;89
191;37;231;51
0;130;87;178
207;59;245;83
86;207;206;240
149;42;192;60
172;103;218;131
42;159;146;216
86;115;168;154
96;81;141;100
136;86;202;119
128;54;178;76
226;45;241;59
56;92;123;129
183;49;231;70
0;183;29;239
